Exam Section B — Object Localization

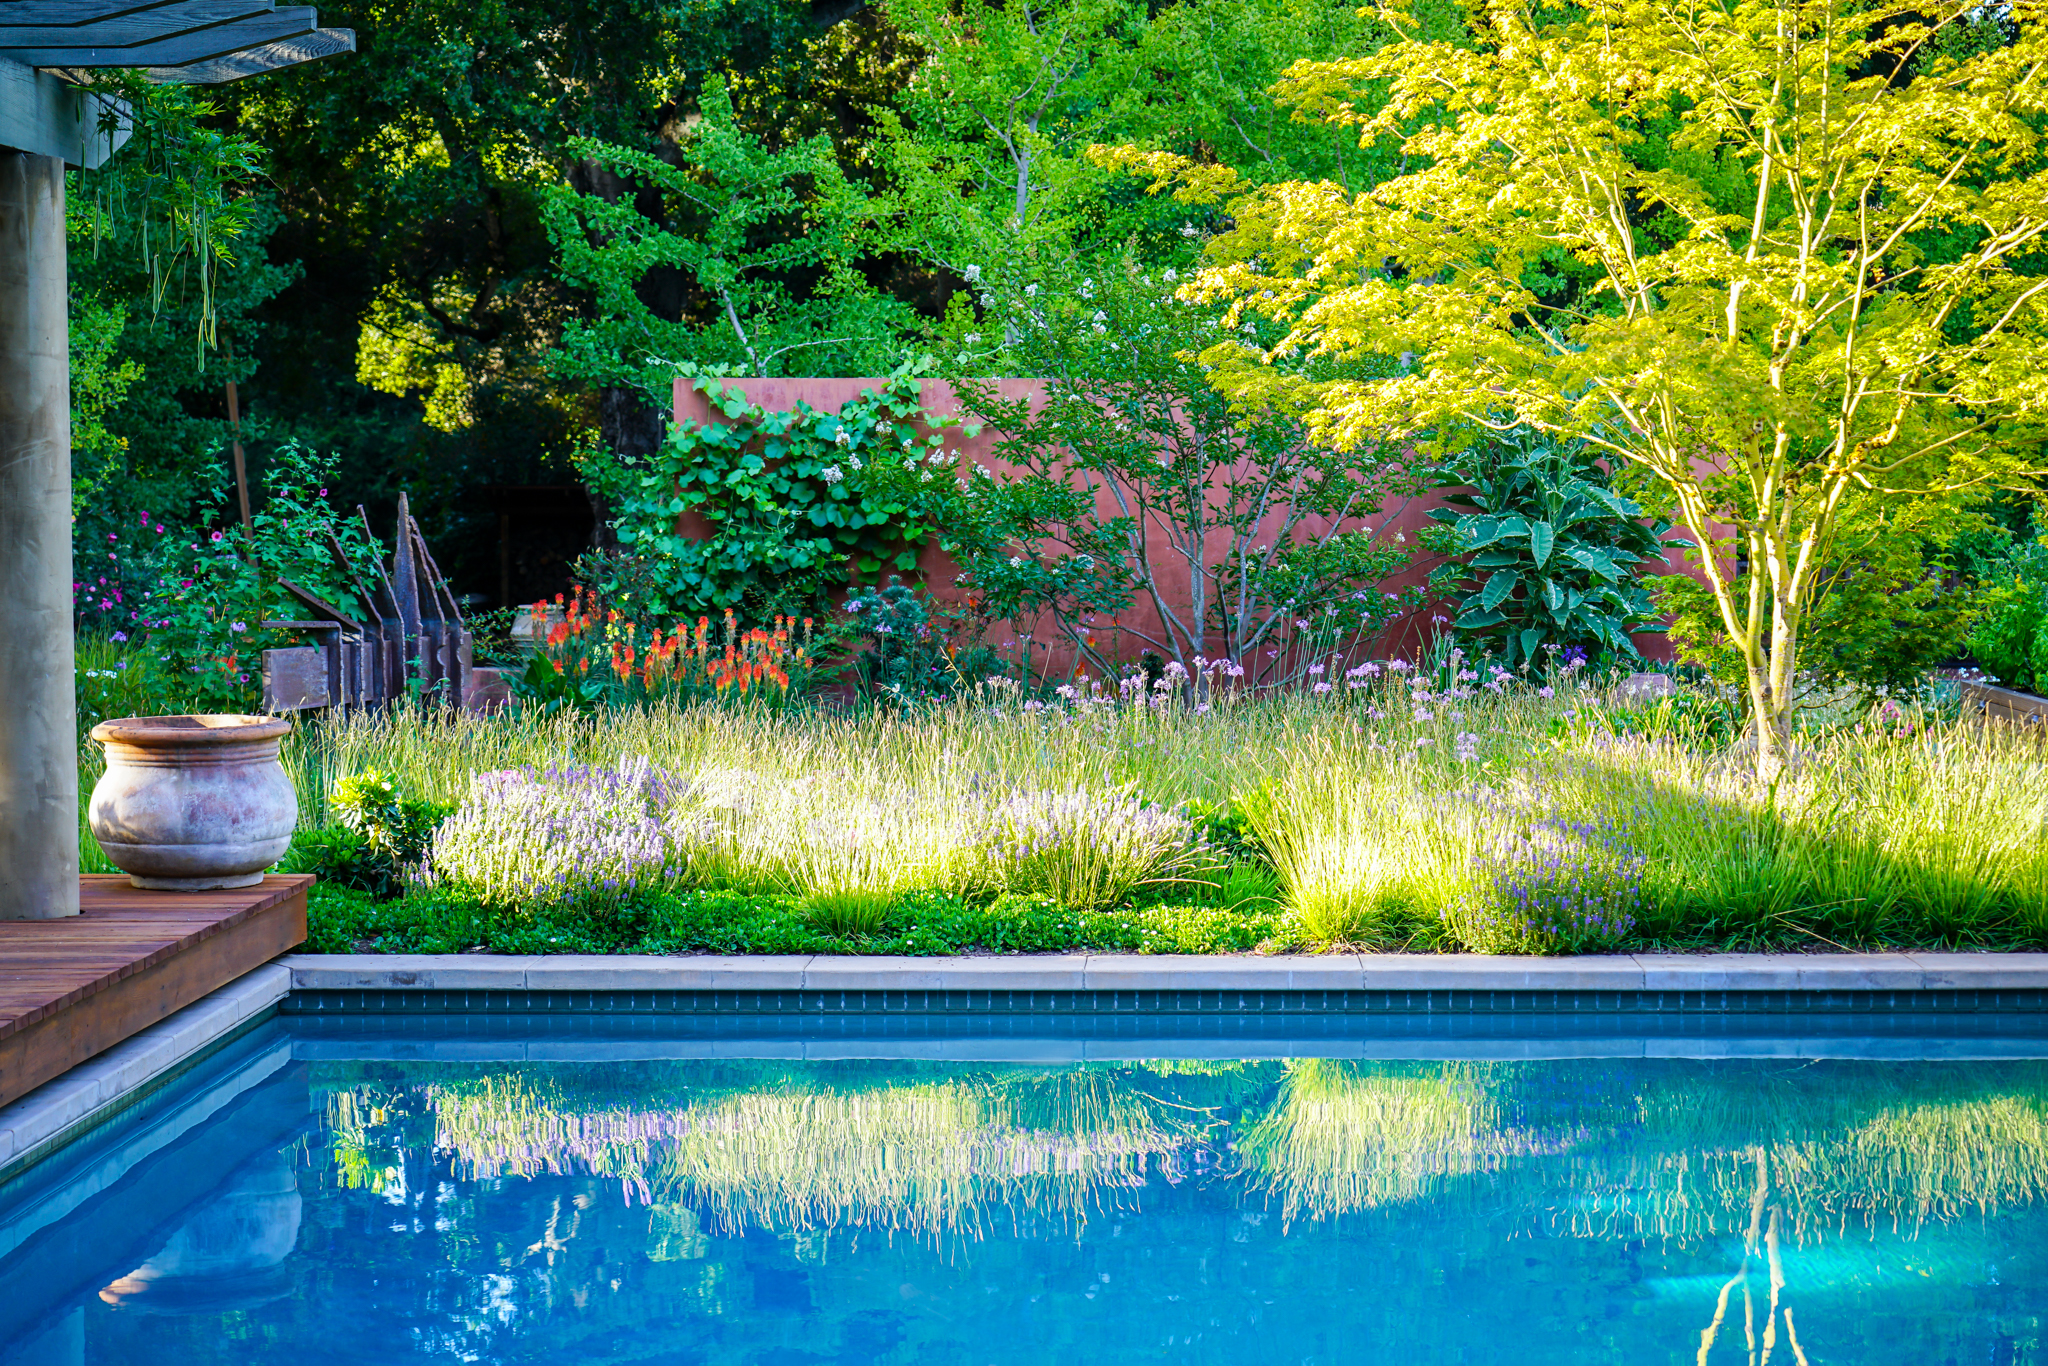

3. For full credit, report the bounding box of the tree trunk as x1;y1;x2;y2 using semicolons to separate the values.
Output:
1743;662;1793;784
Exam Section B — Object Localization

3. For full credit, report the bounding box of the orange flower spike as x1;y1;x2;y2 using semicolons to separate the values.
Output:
547;623;571;648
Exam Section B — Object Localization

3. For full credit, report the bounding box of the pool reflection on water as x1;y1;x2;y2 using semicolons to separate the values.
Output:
1;1019;2045;1365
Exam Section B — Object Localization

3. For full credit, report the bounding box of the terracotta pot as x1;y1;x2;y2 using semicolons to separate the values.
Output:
88;715;297;890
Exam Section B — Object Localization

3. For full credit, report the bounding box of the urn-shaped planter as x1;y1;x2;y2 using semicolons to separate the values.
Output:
88;715;298;890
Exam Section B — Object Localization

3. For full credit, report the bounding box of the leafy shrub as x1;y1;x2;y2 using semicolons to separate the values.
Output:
1184;797;1272;868
1548;688;1743;749
296;772;451;899
332;771;445;861
284;827;378;895
136;442;387;710
430;759;695;911
1427;432;1676;667
1444;810;1643;954
842;575;1002;705
967;787;1205;911
1966;528;2048;690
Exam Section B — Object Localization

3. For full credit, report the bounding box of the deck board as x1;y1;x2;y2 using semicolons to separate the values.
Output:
0;875;310;1108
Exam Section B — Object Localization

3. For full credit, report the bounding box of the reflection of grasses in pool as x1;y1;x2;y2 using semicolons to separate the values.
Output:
389;1064;1222;1235
312;1060;2048;1244
1237;1062;1553;1218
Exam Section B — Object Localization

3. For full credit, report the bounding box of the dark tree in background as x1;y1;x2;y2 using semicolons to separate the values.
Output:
79;0;876;608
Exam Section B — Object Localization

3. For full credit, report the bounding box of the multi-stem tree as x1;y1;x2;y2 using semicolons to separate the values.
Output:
949;260;1423;682
1106;0;2048;776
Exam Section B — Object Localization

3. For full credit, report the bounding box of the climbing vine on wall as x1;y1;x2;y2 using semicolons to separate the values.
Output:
575;374;974;619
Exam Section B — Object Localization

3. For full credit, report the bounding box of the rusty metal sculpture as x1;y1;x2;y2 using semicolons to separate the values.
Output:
259;493;477;713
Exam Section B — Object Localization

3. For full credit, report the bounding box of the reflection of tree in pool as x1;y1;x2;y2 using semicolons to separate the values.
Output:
1236;1061;2048;1241
1694;1147;1808;1366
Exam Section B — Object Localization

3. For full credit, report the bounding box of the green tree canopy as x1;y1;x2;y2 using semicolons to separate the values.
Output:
1124;0;2048;775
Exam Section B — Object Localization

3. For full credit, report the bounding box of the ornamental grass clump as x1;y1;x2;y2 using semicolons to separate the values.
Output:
431;758;694;912
1445;806;1644;954
969;787;1205;911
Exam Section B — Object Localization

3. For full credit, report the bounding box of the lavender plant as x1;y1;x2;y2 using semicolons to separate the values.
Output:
431;758;700;912
968;787;1205;911
1445;807;1644;954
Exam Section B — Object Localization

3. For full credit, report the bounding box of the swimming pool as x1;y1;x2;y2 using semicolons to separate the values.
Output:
3;1011;2045;1365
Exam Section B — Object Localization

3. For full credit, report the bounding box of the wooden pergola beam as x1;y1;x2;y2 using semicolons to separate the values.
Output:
144;27;352;82
1;6;321;67
0;2;278;47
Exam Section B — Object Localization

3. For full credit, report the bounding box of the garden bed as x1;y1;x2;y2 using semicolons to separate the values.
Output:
234;667;2048;961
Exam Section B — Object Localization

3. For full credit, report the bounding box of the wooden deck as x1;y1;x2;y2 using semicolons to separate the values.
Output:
0;875;310;1109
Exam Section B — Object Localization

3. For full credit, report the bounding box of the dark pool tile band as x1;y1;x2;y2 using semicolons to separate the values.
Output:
281;985;2048;1017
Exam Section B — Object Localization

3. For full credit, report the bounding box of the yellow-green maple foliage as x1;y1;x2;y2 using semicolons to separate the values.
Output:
1105;0;2048;774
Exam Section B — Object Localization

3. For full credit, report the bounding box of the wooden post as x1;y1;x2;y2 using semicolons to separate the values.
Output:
0;151;78;919
226;374;253;539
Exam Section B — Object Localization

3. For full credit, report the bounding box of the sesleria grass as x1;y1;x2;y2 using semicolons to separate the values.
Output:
966;787;1205;910
210;665;2048;948
1519;723;2048;945
1240;743;1475;943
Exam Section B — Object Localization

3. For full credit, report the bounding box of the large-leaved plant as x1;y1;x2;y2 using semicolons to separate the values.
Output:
1426;434;1677;668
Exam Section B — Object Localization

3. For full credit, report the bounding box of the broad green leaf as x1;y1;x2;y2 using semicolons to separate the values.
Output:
1528;520;1555;568
1480;569;1518;611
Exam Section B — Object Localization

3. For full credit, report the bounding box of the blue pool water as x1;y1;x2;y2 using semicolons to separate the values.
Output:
3;1016;2046;1365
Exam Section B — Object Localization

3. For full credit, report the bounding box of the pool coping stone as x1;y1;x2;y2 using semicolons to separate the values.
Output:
278;951;2048;993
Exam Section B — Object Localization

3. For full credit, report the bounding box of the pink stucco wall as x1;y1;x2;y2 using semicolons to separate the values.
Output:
672;377;1675;674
